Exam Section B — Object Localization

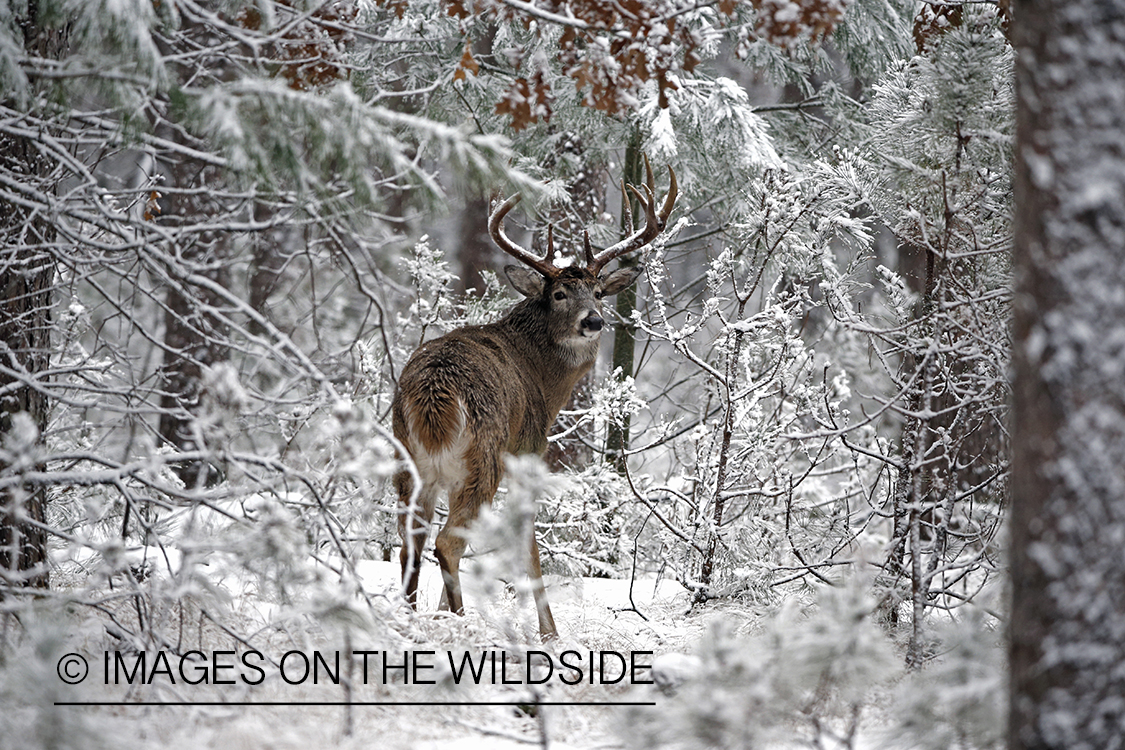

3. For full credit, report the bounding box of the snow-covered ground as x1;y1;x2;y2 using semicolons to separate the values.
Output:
19;560;731;750
9;547;1007;750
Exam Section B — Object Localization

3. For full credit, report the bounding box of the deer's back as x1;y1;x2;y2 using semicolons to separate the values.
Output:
393;325;550;466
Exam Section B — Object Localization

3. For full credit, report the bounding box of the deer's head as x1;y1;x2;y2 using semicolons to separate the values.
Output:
489;158;677;352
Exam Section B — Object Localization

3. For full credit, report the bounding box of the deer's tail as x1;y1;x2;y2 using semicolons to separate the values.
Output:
400;384;467;456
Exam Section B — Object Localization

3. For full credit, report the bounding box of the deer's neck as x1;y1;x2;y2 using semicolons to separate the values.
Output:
496;300;597;414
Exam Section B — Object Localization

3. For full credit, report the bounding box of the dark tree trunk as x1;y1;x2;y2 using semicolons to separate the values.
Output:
248;201;292;336
0;242;53;589
605;129;644;474
150;15;236;491
1009;1;1125;747
456;196;496;297
455;27;499;299
152;131;232;489
0;0;62;590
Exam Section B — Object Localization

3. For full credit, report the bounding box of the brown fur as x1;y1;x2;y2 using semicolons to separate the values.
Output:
394;164;675;640
393;266;639;639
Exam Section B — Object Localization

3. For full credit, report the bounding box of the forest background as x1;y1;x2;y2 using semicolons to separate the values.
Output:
1;0;1119;748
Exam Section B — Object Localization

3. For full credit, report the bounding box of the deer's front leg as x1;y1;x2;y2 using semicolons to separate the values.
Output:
528;529;558;640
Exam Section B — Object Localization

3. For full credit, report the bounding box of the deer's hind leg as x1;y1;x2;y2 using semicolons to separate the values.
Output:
433;444;559;640
397;469;438;608
432;443;502;619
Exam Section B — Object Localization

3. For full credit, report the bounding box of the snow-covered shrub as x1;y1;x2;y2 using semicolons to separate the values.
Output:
623;582;900;749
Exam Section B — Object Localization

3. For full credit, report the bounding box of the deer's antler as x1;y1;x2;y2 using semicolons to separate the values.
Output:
587;155;678;276
488;194;562;279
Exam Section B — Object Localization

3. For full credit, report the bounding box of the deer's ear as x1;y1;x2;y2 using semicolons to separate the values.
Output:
598;264;644;297
505;265;546;297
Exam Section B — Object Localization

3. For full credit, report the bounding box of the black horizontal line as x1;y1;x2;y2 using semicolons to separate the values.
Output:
55;701;655;707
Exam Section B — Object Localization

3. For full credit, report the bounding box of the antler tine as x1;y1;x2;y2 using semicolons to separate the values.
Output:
643;152;655;197
545;224;556;265
589;161;678;275
624;183;658;249
583;230;594;266
488;194;562;278
661;161;679;220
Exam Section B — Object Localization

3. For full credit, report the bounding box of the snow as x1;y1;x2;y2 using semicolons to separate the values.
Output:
18;547;1009;749
354;559;687;621
24;559;708;749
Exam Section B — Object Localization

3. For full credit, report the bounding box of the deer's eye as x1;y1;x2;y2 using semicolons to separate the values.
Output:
553;290;566;301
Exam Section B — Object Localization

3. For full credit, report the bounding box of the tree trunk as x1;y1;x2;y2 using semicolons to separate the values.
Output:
154;163;232;490
605;129;644;473
0;0;62;590
157;274;230;490
0;243;53;589
1009;2;1125;747
151;17;235;491
456;196;496;296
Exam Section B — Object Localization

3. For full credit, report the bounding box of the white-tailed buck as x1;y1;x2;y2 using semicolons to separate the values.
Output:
393;159;677;639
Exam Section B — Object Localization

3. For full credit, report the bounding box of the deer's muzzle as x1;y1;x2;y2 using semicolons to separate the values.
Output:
581;314;604;333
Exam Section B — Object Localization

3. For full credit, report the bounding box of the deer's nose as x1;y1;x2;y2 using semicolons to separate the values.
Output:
582;314;604;332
